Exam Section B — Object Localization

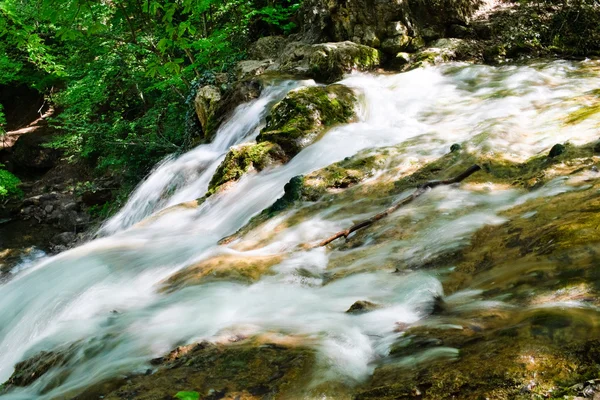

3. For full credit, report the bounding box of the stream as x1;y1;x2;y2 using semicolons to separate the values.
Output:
2;60;600;399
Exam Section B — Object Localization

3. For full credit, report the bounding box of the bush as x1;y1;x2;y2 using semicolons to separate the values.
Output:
0;168;23;200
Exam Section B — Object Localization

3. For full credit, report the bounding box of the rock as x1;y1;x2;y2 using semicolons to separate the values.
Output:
9;132;61;172
450;143;462;152
548;143;566;158
208;142;287;195
79;340;316;400
593;140;600;153
346;300;381;314
194;85;222;140
381;35;411;54
4;347;73;388
410;38;477;69
275;41;381;83
51;231;76;246
235;60;272;81
449;24;471;38
81;188;112;206
296;0;479;48
257;84;357;157
248;36;288;60
362;26;380;48
162;253;285;291
390;52;412;68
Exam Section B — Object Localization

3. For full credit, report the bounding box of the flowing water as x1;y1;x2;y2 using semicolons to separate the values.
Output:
2;60;600;398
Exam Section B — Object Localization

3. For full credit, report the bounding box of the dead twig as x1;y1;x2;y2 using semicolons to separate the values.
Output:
318;164;482;247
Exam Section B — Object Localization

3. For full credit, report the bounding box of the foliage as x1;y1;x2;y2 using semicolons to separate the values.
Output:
0;167;23;200
0;0;303;181
497;0;600;56
174;391;200;400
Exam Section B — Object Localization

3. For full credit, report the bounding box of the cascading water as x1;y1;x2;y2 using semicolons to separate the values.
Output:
2;60;600;399
100;80;314;235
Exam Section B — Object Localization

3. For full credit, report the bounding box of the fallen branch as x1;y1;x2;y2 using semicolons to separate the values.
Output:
318;164;482;247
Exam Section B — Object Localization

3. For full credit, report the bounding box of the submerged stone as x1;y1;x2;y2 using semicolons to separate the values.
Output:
346;300;381;314
548;143;566;158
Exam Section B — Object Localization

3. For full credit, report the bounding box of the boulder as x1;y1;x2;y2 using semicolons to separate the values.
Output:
346;300;381;314
296;0;480;54
193;85;222;139
10;133;61;171
275;41;381;83
235;59;273;81
248;35;288;60
208;142;287;195
257;84;357;156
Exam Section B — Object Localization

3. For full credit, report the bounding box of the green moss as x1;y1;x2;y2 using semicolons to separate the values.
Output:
207;142;287;195
257;84;357;157
305;42;381;83
96;340;316;400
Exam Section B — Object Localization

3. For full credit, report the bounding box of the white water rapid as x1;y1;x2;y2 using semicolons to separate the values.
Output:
1;60;600;399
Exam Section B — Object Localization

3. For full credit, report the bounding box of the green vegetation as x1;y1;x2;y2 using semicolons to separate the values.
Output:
494;0;600;57
0;0;302;181
174;391;200;400
0;167;22;200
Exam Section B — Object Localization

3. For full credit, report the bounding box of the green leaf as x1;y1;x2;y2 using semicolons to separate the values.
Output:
174;391;200;400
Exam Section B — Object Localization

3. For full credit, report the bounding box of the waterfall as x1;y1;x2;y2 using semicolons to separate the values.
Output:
1;60;600;399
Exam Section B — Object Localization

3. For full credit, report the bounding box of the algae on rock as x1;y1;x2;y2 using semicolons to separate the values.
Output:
208;142;287;195
257;84;357;157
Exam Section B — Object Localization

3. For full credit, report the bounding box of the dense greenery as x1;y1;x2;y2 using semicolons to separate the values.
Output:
0;0;301;180
496;0;600;56
0;166;22;200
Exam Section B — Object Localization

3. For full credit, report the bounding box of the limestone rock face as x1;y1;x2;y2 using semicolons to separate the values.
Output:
193;85;222;139
248;35;288;60
235;59;273;81
275;41;381;83
297;0;479;56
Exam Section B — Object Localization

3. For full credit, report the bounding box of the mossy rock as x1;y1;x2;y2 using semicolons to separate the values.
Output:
277;41;381;83
257;84;357;158
94;340;315;400
161;253;284;291
208;142;287;195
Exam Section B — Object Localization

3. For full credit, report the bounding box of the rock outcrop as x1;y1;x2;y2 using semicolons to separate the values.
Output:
207;84;357;195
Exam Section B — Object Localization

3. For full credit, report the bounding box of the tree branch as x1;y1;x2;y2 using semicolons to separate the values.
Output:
318;164;482;247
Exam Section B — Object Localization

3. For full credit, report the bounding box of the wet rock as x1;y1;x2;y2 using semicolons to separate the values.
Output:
257;84;357;157
87;340;316;400
248;35;288;60
275;41;381;83
346;300;381;314
450;143;462;152
208;142;287;195
4;347;73;388
593;140;600;153
51;231;76;246
162;253;284;291
548;143;566;158
235;59;272;81
194;85;222;139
